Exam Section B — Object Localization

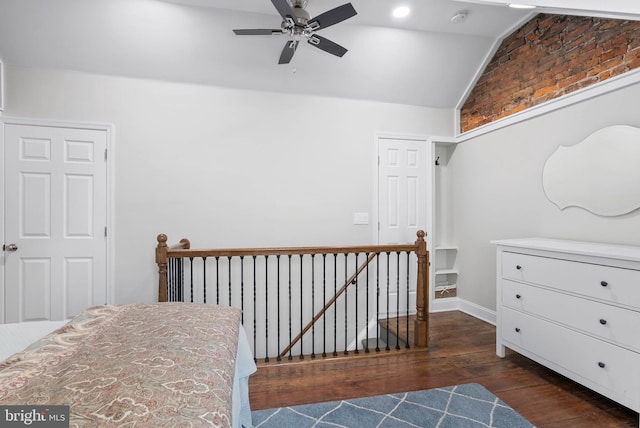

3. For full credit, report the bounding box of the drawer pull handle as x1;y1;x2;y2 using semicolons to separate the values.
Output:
516;294;522;299
515;327;521;333
598;362;606;369
516;265;522;270
599;319;607;325
600;281;608;287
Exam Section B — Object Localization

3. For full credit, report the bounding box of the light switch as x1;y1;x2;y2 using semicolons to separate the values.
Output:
353;212;369;225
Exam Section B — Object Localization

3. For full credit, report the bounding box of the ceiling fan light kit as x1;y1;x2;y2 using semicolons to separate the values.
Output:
233;0;357;64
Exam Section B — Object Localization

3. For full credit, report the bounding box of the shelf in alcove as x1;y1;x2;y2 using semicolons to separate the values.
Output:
435;245;458;251
435;268;458;275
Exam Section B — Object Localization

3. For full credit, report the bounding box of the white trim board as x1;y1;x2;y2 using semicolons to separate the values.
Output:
0;60;4;112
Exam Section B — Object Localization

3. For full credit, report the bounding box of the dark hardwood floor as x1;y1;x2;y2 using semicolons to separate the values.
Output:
248;310;639;427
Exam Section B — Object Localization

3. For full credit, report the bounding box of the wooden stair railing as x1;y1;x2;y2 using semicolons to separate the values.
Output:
155;231;430;356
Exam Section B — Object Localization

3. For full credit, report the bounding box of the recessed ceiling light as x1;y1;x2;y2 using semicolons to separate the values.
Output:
508;3;536;9
392;6;411;18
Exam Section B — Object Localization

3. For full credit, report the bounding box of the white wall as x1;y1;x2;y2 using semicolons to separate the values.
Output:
3;65;453;304
451;80;640;311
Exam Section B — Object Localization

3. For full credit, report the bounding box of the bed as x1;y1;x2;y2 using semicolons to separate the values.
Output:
0;303;256;428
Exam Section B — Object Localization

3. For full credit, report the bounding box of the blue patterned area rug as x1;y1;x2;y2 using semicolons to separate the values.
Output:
251;383;534;428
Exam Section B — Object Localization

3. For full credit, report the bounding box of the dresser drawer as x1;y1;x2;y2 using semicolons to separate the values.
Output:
502;251;640;309
502;280;640;352
501;307;640;411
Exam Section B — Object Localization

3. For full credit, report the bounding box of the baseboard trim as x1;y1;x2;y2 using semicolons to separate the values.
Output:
431;297;461;313
458;299;496;326
431;297;496;326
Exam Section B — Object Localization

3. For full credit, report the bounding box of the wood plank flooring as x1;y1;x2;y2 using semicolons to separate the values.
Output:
248;310;639;427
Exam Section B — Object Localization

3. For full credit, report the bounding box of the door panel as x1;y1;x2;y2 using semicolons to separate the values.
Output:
65;174;94;237
22;172;52;236
21;258;51;320
4;124;108;322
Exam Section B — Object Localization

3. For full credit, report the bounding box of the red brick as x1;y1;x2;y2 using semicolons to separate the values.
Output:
564;22;594;44
534;85;558;98
625;46;640;69
608;63;628;78
599;43;628;62
599;19;620;31
558;71;587;87
506;36;527;53
600;33;629;51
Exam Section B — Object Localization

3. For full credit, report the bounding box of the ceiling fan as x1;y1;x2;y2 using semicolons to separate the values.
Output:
233;0;357;64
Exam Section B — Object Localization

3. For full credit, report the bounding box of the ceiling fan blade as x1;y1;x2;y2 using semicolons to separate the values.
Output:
233;29;284;35
271;0;296;20
308;34;348;57
278;40;299;64
308;3;357;31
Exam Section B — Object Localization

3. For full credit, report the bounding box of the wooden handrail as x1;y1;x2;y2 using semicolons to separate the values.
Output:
164;243;418;258
279;252;378;358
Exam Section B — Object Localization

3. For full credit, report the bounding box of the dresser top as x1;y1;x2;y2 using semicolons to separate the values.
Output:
491;238;640;263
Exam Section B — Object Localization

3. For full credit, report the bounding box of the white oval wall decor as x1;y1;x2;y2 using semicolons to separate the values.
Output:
542;125;640;216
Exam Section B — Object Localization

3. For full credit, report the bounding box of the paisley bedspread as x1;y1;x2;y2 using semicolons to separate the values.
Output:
0;303;242;427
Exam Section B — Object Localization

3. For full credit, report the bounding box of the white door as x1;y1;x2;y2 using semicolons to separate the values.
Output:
3;123;108;322
378;137;428;244
377;137;428;316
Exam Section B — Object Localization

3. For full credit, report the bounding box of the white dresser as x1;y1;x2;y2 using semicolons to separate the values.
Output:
493;238;640;417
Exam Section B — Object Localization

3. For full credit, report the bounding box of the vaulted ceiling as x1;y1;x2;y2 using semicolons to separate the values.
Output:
0;0;637;108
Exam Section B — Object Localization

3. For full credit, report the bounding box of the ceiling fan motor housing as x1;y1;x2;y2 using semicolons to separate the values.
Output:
291;0;309;9
290;4;310;26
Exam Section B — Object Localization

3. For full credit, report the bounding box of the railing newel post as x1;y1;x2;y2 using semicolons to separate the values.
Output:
156;234;168;303
414;230;429;348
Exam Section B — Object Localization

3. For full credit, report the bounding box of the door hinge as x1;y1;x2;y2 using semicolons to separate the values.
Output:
104;148;108;161
104;226;108;237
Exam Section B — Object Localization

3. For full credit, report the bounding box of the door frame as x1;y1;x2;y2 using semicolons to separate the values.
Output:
0;117;115;323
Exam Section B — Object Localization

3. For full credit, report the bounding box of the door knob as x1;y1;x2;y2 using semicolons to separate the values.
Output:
3;243;18;252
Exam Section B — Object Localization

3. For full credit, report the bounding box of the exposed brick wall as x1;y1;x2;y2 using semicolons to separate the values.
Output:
460;14;640;133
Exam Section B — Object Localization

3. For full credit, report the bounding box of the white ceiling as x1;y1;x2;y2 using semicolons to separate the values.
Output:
0;0;637;108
